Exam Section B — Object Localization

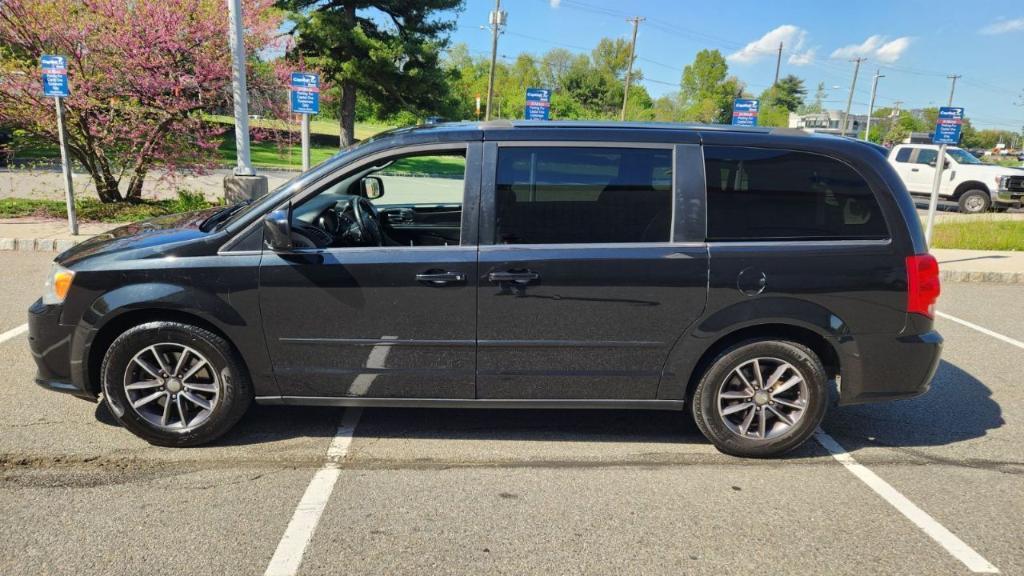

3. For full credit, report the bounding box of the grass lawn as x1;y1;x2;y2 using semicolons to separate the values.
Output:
931;219;1024;251
203;114;393;140
0;191;217;223
217;135;339;170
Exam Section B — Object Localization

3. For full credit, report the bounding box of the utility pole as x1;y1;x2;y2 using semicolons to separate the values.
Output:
620;16;645;121
842;57;864;138
925;74;962;244
864;69;884;142
773;42;783;86
484;0;506;122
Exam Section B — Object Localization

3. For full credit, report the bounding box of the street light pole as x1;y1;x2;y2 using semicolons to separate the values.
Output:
620;16;644;121
842;57;864;138
864;69;884;142
484;0;505;122
227;0;254;176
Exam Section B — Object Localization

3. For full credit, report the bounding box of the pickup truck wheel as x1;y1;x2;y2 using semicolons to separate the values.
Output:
691;340;827;458
958;189;991;214
100;321;253;447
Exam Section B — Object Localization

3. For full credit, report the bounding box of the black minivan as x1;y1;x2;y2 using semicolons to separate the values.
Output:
28;121;942;457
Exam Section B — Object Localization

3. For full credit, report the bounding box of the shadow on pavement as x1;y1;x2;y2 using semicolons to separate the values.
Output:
94;360;996;454
823;360;1002;451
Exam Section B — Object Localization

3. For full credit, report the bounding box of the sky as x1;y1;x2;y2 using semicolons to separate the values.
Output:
446;0;1024;132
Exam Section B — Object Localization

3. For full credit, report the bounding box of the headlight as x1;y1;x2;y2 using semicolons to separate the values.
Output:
42;263;75;305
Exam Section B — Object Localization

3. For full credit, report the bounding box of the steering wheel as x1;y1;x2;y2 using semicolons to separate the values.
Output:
347;196;383;246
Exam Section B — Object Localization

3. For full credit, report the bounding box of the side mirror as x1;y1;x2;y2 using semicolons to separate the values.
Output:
263;205;293;251
362;176;384;200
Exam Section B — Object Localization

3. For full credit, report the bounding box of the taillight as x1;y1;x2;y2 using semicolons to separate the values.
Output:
906;254;940;318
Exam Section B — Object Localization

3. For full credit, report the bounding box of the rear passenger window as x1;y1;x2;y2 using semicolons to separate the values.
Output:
704;146;888;241
894;148;912;162
915;149;937;165
494;147;672;244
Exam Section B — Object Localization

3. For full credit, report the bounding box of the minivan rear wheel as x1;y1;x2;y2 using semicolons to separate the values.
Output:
691;340;827;458
100;321;252;447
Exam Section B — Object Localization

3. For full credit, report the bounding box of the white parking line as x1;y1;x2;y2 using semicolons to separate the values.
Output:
0;323;28;345
936;311;1024;350
264;408;362;576
815;430;999;573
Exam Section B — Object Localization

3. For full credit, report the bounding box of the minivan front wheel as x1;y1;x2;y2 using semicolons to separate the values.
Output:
100;321;252;447
692;340;827;458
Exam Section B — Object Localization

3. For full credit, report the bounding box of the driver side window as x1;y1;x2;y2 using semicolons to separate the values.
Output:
290;150;466;249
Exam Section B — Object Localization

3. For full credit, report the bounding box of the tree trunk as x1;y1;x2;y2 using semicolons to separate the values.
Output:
339;78;357;148
125;167;147;201
88;163;122;203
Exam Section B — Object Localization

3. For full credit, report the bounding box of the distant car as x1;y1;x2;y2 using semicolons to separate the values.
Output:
1017;152;1024;161
888;144;1024;213
423;116;445;125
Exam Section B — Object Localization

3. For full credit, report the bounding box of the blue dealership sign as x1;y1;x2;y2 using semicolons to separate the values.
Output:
933;107;964;145
40;55;69;97
524;88;551;120
290;72;320;114
731;98;759;126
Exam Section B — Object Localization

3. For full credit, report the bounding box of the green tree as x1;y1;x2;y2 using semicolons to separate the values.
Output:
761;74;806;112
278;0;464;147
678;49;743;123
799;81;827;114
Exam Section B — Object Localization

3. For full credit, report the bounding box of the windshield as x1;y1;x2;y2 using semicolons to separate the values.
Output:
947;148;981;164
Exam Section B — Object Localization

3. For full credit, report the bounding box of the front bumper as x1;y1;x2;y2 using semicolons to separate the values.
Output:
996;186;1023;206
27;298;94;401
836;329;943;405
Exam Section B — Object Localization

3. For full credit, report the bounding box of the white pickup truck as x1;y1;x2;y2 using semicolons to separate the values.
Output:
888;144;1024;213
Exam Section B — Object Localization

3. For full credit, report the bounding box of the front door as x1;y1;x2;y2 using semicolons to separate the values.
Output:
475;144;708;400
906;147;937;193
259;144;481;399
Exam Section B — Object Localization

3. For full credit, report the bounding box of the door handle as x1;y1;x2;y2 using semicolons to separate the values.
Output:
911;168;920;172
488;270;540;284
415;271;465;285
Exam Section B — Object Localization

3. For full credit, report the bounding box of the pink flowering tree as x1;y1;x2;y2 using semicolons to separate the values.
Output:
0;0;286;202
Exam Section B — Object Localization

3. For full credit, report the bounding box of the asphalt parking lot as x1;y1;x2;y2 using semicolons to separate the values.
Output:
1;250;1021;575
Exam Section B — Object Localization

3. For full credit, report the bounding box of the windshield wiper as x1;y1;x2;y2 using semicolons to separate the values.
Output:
201;200;250;232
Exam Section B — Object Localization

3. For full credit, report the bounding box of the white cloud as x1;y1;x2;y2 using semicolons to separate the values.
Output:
875;37;911;63
728;25;815;66
980;17;1024;35
549;0;561;7
830;35;912;63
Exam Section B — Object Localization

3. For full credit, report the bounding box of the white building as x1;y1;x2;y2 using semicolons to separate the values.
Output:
788;110;868;137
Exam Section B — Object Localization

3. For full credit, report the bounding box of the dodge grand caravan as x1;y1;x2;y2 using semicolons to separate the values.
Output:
28;121;942;457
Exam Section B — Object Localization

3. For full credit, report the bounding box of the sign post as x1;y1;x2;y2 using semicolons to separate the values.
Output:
731;99;760;127
290;72;320;172
925;106;964;244
41;55;77;235
524;88;551;121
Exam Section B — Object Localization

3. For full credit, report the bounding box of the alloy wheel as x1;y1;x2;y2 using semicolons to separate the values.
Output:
717;357;808;441
122;343;220;431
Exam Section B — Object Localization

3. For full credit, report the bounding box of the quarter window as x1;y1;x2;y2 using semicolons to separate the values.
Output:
704;146;888;241
494;147;672;244
915;149;938;165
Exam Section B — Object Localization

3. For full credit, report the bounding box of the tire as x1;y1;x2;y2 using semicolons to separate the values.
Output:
691;340;827;458
100;321;252;447
957;189;991;214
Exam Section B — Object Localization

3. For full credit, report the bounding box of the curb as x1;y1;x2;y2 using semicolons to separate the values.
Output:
0;238;81;252
940;270;1023;285
3;236;1022;284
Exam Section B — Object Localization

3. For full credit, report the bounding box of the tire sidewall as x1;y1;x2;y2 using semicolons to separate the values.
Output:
693;340;827;458
101;321;249;446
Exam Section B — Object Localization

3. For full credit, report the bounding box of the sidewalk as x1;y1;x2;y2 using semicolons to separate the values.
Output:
1;219;1021;283
932;248;1024;284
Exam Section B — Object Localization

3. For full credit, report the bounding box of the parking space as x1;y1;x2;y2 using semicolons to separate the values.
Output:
1;250;1021;575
